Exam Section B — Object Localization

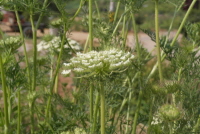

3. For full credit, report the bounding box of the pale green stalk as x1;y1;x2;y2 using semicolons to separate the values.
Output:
155;0;163;82
89;0;93;51
146;0;197;83
90;83;94;134
14;7;31;86
111;73;138;133
83;35;89;53
131;9;144;134
132;90;143;134
0;54;9;134
71;0;85;21
17;90;21;134
100;83;105;134
95;0;100;19
92;92;100;133
147;96;154;134
29;13;36;134
45;23;67;122
112;10;129;36
114;0;120;24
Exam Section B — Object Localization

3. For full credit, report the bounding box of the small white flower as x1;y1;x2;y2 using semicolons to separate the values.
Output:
74;68;84;72
63;63;71;67
61;70;71;75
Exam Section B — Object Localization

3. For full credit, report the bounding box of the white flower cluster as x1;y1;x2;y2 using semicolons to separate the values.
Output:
151;116;162;125
0;36;21;46
62;49;134;77
37;36;81;52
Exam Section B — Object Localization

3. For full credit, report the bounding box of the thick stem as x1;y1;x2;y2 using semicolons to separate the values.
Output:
155;0;163;82
89;0;93;50
0;54;9;134
100;83;105;134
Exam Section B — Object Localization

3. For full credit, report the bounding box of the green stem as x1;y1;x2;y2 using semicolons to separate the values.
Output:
170;0;197;47
155;0;163;82
45;24;68;123
100;83;105;134
146;0;197;84
30;13;37;92
132;90;143;134
0;54;9;134
54;74;58;93
114;0;120;24
90;83;94;133
95;0;100;19
14;7;31;87
17;90;21;134
92;92;100;133
147;96;154;134
89;0;93;50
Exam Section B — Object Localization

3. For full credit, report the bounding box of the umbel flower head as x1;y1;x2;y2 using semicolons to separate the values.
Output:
0;36;21;46
62;49;134;78
37;36;81;53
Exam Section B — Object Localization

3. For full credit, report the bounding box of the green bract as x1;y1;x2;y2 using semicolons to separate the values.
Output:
62;49;134;77
60;127;86;134
159;104;181;122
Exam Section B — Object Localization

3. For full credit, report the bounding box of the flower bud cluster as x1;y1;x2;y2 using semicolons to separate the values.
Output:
50;18;62;28
62;49;134;77
60;127;86;134
0;36;21;46
159;104;181;122
37;36;81;53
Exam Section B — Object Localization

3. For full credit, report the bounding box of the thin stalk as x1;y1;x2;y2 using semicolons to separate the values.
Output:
92;92;100;133
89;0;93;50
0;54;9;134
100;83;105;134
45;24;68;122
95;0;100;19
146;0;197;84
17;90;21;134
112;10;129;36
14;7;31;86
84;35;89;53
31;0;49;92
30;13;37;92
29;13;37;134
132;90;143;134
71;0;85;21
155;0;163;82
90;83;94;133
54;75;58;93
147;96;154;134
114;0;120;24
169;0;197;47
